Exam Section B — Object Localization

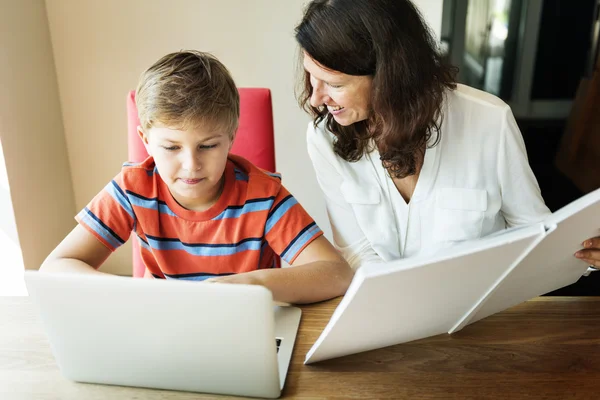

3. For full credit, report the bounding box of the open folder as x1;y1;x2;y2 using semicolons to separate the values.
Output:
305;188;600;364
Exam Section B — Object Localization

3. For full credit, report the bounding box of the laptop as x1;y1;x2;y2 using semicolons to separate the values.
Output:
24;271;301;398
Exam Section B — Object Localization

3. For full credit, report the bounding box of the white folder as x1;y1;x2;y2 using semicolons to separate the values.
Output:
305;188;600;364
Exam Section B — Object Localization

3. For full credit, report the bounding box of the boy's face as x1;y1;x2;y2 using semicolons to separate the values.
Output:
138;123;233;211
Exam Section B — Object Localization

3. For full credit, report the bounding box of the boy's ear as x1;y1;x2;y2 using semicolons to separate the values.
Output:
228;132;236;151
137;126;152;154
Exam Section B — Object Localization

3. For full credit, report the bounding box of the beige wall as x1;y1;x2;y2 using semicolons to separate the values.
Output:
0;0;76;271
41;0;441;275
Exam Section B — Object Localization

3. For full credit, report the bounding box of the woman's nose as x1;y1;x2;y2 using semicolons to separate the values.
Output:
310;84;327;108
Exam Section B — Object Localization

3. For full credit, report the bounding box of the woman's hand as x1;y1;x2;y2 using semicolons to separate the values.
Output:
575;237;600;268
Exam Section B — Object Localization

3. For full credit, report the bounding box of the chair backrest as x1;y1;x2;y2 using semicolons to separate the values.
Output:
126;88;276;277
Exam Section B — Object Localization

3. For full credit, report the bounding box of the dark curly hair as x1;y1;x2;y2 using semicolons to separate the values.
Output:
295;0;457;178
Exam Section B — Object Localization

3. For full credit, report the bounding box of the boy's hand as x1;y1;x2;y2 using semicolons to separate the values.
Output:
205;236;353;304
576;236;600;268
204;271;263;286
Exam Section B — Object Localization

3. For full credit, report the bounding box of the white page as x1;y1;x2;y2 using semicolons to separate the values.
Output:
305;224;545;364
452;188;600;332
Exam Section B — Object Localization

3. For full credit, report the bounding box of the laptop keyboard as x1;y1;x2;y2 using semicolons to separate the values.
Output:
275;337;282;353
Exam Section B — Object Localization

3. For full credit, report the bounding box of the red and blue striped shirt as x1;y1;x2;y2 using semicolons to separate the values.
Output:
76;155;323;280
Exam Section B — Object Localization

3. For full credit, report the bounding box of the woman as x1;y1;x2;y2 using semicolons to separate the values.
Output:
295;0;600;270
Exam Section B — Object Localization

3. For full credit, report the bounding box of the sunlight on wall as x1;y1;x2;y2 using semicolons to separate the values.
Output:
0;140;8;191
0;230;27;296
0;139;27;296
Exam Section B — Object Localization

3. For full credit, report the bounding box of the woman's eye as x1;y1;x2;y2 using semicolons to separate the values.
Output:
327;83;342;89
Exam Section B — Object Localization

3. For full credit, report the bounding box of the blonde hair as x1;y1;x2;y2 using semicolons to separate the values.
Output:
136;50;239;136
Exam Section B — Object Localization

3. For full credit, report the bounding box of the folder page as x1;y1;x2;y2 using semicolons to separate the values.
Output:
452;188;600;332
304;224;545;364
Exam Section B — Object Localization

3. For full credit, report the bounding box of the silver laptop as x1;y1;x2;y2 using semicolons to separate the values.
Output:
24;271;301;398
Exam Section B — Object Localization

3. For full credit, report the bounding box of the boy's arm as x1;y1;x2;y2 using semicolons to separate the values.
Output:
258;235;353;304
143;267;155;279
40;225;113;275
40;169;137;275
207;236;353;304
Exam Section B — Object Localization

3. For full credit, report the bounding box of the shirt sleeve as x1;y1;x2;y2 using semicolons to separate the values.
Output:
264;185;323;264
497;106;552;227
306;122;385;270
75;172;136;251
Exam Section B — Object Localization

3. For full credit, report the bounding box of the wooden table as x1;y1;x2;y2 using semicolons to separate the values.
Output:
1;296;599;399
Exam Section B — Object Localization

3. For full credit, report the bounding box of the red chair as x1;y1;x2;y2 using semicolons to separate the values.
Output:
126;88;276;277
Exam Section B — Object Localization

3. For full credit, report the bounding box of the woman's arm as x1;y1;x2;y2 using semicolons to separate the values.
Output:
495;108;600;267
306;123;384;269
497;107;552;226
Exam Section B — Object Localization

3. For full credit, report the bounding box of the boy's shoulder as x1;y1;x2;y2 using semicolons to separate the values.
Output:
117;156;159;194
121;157;157;172
228;154;283;196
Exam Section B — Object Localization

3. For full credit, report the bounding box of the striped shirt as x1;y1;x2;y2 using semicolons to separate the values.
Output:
76;155;323;280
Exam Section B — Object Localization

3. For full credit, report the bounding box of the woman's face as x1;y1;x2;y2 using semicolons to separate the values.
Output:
303;53;373;126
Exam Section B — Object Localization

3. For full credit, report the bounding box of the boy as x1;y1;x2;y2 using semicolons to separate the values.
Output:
40;50;354;304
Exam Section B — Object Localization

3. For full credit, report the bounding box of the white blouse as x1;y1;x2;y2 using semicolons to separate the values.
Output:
306;84;551;270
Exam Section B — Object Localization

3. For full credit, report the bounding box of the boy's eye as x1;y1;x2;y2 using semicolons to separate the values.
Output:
199;144;218;150
163;146;179;151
